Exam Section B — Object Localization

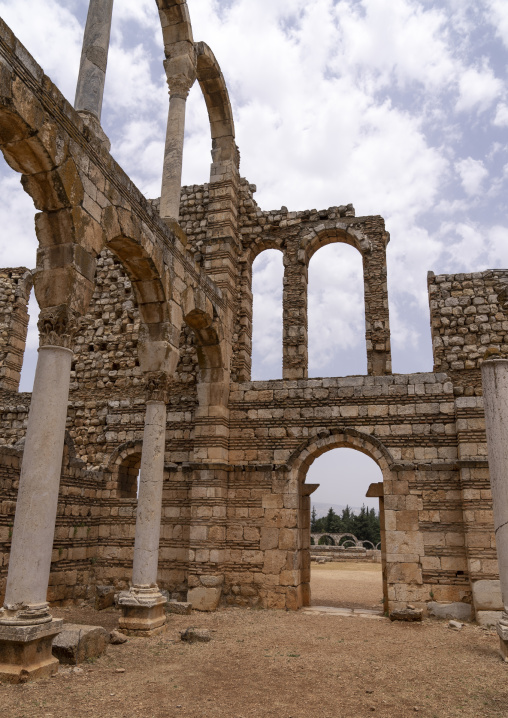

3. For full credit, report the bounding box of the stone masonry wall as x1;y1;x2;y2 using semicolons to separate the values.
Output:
428;269;508;394
0;268;32;392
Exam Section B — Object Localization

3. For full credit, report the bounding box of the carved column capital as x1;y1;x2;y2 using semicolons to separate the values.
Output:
38;305;80;349
164;55;197;99
145;371;170;403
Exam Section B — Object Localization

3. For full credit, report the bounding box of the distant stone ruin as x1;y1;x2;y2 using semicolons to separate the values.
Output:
310;533;381;564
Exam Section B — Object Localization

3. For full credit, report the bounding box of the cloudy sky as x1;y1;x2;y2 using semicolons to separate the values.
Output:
0;0;506;508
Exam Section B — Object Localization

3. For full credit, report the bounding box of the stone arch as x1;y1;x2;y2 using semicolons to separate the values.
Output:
288;428;395;484
155;0;194;54
102;206;172;334
302;225;372;266
182;286;227;410
108;441;143;499
195;42;236;166
286;429;392;611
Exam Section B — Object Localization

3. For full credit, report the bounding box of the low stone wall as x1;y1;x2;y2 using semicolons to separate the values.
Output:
311;546;382;563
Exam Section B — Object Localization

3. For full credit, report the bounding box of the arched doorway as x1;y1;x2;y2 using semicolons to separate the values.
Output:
307;447;384;613
290;430;392;612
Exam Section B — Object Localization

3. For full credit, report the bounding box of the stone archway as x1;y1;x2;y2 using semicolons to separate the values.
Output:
286;429;393;611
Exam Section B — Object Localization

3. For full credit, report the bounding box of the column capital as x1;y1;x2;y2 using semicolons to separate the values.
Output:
164;54;197;99
145;371;170;403
38;304;80;349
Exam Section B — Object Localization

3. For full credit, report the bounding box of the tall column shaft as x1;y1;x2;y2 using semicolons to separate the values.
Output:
282;249;308;380
74;0;114;120
160;94;188;220
3;345;72;615
481;358;508;659
132;400;167;587
482;359;508;607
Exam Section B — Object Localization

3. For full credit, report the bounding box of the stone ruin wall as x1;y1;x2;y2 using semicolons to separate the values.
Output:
0;15;506;619
428;269;508;394
0;191;506;617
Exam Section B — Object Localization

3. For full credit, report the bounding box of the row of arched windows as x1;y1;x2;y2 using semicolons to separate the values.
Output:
252;244;367;380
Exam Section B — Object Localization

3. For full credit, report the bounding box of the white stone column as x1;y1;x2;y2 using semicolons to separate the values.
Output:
74;0;114;149
0;305;77;682
132;400;166;586
118;374;169;636
481;357;508;660
160;54;196;221
74;0;114;120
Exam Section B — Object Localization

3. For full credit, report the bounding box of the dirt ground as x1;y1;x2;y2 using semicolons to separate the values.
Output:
1;563;507;718
311;561;383;610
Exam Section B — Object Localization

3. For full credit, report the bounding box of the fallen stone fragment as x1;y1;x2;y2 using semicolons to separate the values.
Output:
110;630;128;645
52;624;108;665
95;585;115;611
389;608;423;622
115;668;126;673
166;601;192;615
180;628;211;643
428;601;472;622
448;620;463;630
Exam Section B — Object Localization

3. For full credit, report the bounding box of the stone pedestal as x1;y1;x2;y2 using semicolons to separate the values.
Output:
0;620;62;684
481;358;508;659
498;616;508;661
117;587;166;637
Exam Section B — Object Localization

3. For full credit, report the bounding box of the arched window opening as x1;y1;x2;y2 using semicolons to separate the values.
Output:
252;249;283;380
306;447;384;612
308;243;366;377
181;83;214;187
117;452;141;499
0;162;38;394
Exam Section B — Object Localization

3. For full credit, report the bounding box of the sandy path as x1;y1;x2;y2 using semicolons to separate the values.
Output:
311;561;384;610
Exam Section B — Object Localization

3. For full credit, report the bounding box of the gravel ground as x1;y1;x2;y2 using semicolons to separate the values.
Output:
311;561;383;610
1;564;507;718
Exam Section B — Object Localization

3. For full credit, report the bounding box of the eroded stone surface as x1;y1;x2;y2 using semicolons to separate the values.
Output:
52;623;108;665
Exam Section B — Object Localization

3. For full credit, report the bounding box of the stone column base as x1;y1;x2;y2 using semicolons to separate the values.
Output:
117;587;166;637
0;619;63;683
497;614;508;661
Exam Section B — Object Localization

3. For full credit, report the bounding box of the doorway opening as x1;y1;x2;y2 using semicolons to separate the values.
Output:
305;447;385;613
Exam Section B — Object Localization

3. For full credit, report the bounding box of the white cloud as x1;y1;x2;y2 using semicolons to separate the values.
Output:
486;0;508;48
456;64;503;114
251;250;283;378
455;157;489;196
494;103;508;126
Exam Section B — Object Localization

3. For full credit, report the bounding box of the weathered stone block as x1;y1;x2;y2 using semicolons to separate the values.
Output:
95;584;115;610
428;602;472;622
52;624;108;665
187;586;221;611
166;601;192;615
472;580;503;611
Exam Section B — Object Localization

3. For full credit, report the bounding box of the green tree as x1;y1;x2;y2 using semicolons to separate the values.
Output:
311;506;318;532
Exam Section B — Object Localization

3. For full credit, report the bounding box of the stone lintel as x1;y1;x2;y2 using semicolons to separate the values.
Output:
301;483;319;496
366;481;384;498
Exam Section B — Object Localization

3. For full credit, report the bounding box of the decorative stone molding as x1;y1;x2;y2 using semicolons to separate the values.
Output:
145;371;170;403
37;305;80;349
164;55;197;100
0;601;52;626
